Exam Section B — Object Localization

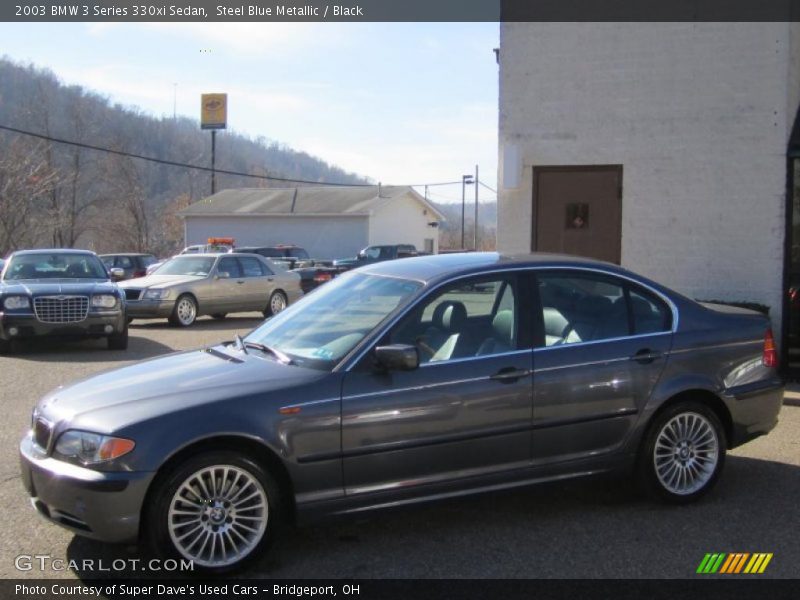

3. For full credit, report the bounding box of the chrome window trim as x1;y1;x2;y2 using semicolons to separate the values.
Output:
419;348;533;368
533;330;673;353
337;264;679;373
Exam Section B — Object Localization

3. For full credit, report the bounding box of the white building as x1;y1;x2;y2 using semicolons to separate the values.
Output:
180;185;444;260
497;22;800;368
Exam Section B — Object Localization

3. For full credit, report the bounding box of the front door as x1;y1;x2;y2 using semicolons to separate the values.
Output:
532;270;673;465
533;165;623;264
341;273;533;495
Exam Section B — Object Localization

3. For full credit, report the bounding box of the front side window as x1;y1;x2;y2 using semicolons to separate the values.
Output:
391;276;519;364
218;257;242;278
363;247;382;260
245;272;422;369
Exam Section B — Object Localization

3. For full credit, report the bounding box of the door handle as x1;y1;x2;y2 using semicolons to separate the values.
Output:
490;367;532;383
630;349;662;364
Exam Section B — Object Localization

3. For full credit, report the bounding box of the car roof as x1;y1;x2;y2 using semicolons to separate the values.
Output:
357;252;641;285
99;253;154;257
10;249;98;256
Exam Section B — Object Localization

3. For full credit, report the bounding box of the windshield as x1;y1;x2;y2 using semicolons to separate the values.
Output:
157;256;216;277
3;253;108;280
245;272;422;369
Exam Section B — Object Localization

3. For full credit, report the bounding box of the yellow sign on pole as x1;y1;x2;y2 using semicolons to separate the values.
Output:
201;93;227;130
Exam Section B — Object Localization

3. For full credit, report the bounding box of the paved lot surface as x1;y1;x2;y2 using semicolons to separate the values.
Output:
1;315;798;580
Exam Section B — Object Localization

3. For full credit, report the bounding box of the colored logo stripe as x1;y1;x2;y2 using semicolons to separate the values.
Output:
697;553;772;574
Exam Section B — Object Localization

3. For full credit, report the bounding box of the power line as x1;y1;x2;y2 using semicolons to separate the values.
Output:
479;181;497;194
0;122;491;192
0;123;372;187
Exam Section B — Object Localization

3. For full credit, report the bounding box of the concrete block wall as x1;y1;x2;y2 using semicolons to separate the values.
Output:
498;23;799;333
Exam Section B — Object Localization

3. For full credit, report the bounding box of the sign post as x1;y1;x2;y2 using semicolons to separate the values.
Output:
201;93;227;195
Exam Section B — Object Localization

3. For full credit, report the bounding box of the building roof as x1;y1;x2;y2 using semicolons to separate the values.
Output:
179;185;446;220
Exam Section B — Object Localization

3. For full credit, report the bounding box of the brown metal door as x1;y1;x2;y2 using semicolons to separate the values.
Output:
532;166;622;264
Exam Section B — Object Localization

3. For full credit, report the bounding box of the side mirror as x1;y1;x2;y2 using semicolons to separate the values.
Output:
216;271;230;279
374;344;419;371
109;268;125;281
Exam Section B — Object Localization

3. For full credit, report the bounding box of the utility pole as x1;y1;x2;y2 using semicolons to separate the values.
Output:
473;164;479;250
211;130;217;195
461;173;474;249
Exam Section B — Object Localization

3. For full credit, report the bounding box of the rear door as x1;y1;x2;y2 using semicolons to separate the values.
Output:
236;255;272;310
531;270;673;465
214;256;245;312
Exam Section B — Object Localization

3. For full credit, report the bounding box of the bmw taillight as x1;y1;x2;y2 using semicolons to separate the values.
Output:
763;328;777;368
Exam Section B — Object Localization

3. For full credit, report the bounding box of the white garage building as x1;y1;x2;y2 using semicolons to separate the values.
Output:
180;185;444;260
497;22;800;371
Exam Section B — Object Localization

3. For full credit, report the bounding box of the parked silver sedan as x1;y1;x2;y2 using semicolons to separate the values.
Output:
119;253;302;326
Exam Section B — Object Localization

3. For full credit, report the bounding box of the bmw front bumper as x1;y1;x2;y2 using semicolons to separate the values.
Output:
19;434;154;543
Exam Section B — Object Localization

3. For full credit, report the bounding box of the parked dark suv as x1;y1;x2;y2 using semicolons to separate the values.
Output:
1;249;128;352
100;253;157;280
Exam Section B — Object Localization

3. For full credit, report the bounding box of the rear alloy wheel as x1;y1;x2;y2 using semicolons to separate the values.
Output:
265;291;288;317
638;402;725;503
107;324;129;350
169;295;197;327
147;451;282;574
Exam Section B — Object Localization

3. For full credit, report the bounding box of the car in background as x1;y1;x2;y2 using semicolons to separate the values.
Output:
236;245;332;270
0;249;128;352
120;253;302;326
333;244;420;271
100;253;157;280
19;252;783;572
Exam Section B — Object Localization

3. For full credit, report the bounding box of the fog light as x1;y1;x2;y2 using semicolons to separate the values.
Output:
104;325;114;334
8;327;19;336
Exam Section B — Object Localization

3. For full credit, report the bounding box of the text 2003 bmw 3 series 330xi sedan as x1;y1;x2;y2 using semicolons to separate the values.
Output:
19;253;783;572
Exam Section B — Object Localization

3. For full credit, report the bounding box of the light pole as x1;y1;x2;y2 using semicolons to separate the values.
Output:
461;174;474;249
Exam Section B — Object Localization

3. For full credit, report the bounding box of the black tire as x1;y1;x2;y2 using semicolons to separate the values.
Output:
637;401;726;504
144;450;284;574
107;324;129;350
264;290;288;318
211;313;227;320
168;294;198;327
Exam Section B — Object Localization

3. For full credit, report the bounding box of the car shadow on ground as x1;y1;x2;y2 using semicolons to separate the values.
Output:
131;314;265;332
5;334;176;363
66;455;800;580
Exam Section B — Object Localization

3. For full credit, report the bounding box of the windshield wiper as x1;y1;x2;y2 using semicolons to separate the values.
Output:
242;340;294;365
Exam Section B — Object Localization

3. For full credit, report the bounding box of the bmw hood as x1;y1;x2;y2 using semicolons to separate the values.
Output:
0;279;116;296
35;345;326;433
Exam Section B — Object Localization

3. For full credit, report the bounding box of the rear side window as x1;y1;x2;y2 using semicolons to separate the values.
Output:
239;257;265;278
538;274;629;346
630;289;671;334
101;256;115;267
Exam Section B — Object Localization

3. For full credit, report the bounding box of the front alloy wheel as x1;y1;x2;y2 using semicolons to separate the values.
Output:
169;295;197;327
639;402;725;503
147;451;282;573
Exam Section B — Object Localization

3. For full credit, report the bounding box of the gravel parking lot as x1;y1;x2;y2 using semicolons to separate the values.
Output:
1;316;798;579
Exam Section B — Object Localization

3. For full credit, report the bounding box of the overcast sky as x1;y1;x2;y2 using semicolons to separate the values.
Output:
0;22;499;204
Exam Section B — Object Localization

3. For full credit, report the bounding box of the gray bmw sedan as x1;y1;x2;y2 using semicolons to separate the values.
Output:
19;253;783;572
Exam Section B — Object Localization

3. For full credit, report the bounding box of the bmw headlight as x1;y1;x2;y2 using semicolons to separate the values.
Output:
3;296;30;310
54;430;135;465
143;289;170;300
91;294;118;308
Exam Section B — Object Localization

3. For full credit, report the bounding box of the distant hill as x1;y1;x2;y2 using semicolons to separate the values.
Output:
433;200;497;250
0;57;369;255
